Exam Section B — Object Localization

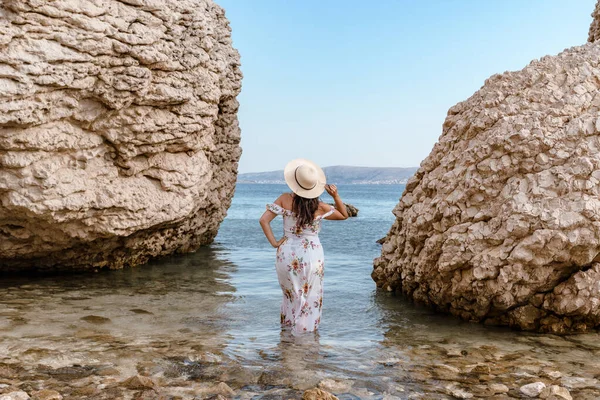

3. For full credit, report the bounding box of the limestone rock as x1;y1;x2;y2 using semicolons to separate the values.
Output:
540;385;572;400
444;384;473;399
31;390;62;400
520;382;546;398
488;384;509;395
0;392;29;400
317;379;352;393
210;382;235;397
373;2;600;332
0;0;242;272
302;388;338;400
560;376;598;390
589;0;600;43
328;202;359;217
431;364;460;380
120;375;156;391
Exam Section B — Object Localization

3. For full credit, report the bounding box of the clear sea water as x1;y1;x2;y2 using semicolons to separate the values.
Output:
218;183;405;348
3;183;600;399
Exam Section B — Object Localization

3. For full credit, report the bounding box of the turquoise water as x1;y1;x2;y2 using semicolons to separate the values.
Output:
3;183;600;398
216;183;405;350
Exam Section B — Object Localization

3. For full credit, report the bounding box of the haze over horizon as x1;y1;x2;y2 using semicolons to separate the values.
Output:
217;0;595;174
240;164;419;175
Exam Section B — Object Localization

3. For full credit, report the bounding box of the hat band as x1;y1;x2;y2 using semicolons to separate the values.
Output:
295;166;317;190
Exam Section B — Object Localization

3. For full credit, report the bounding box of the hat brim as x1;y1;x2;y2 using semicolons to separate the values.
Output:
283;158;326;199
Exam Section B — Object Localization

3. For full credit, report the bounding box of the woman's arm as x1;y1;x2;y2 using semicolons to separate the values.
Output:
260;195;288;247
323;184;348;220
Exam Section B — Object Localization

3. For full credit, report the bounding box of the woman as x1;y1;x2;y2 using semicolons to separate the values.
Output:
259;159;348;335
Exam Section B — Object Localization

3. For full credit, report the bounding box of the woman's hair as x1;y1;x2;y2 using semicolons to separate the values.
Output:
292;195;319;228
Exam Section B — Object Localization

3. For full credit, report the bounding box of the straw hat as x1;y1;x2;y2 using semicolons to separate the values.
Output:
284;158;326;199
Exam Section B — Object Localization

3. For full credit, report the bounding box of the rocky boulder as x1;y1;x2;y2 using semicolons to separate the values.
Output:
0;0;242;272
373;2;600;333
590;0;600;43
328;202;359;217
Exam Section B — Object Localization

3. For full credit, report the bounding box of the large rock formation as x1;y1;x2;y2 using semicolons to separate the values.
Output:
0;0;242;272
590;0;600;43
373;2;600;333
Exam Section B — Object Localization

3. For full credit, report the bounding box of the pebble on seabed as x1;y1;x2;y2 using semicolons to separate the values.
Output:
31;390;63;400
302;388;338;400
520;382;547;397
0;391;30;400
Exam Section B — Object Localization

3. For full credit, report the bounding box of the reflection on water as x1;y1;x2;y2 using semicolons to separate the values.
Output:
2;246;600;398
1;184;600;398
0;248;236;383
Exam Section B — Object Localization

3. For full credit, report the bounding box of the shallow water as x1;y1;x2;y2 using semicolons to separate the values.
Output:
1;184;600;399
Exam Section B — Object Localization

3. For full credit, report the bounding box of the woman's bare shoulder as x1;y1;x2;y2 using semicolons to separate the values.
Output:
317;201;331;210
275;192;294;208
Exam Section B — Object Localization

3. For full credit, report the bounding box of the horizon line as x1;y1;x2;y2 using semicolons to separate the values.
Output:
238;164;419;175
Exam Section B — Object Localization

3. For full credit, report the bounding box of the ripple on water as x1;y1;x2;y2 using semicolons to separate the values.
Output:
2;250;599;399
1;184;600;398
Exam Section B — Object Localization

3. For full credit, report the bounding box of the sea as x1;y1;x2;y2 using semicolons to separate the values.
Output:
2;183;600;399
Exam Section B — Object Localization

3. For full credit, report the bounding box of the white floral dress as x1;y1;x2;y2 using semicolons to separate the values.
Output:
266;202;335;335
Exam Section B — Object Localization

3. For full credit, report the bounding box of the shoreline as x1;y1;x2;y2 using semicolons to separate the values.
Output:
236;181;410;185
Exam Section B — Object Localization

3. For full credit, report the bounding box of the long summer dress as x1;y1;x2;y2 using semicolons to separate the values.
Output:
266;202;335;335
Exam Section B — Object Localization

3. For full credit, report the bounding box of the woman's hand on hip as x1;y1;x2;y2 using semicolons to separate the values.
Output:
274;237;288;249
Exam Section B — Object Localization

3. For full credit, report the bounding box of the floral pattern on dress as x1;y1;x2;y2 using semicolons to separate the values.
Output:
267;201;335;335
287;255;305;276
276;249;285;263
293;225;304;237
301;238;319;250
267;203;293;217
299;302;312;317
315;260;324;278
283;287;295;302
313;296;323;310
300;281;312;297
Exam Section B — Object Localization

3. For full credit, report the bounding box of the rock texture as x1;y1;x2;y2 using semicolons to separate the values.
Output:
328;202;359;217
0;0;242;272
374;2;600;333
590;0;600;43
302;388;339;400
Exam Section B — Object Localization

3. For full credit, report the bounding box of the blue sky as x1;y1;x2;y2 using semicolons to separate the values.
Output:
216;0;595;173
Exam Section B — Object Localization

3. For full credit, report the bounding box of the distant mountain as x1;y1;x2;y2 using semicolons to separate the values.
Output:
237;165;418;185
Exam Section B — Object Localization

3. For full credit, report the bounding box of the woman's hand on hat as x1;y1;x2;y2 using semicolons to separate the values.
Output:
325;184;339;198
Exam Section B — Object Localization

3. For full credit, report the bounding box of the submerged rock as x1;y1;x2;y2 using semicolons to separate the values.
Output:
80;315;111;324
302;388;339;400
445;385;473;399
521;382;546;398
30;390;62;400
120;375;156;391
328;203;359;217
540;385;572;400
0;392;29;400
345;203;359;217
0;0;242;272
373;1;600;333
